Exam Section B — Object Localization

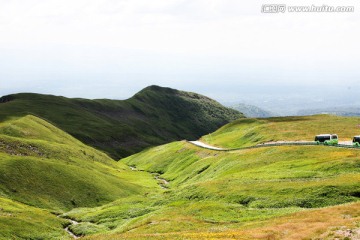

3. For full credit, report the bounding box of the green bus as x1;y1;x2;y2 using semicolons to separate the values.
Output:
353;136;360;147
315;134;338;145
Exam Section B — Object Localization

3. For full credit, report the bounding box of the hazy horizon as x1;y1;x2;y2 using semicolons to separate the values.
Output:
1;0;359;111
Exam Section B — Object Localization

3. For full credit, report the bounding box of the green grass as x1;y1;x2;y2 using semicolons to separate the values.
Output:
1;114;360;239
0;85;243;159
201;115;360;148
0;115;160;211
62;195;164;235
123;142;360;209
0;197;70;240
83;202;360;239
59;115;360;239
66;138;360;238
0;115;163;238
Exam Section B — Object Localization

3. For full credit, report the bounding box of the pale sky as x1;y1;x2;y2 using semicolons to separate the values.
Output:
0;0;359;103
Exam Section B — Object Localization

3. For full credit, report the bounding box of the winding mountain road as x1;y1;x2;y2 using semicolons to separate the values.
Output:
188;140;358;151
188;141;225;150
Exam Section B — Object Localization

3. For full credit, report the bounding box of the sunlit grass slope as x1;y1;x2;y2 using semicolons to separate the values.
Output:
201;115;360;148
2;114;359;239
0;115;159;211
0;197;70;240
124;141;360;209
84;202;360;240
65;135;359;238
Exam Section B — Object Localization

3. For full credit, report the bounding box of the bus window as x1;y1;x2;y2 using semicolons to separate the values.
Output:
353;136;360;146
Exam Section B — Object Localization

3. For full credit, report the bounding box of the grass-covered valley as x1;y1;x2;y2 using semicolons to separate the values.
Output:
0;110;359;239
0;115;160;239
1;0;358;238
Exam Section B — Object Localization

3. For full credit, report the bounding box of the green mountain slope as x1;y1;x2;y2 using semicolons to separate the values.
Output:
0;197;69;240
123;142;360;210
0;115;159;211
61;115;360;239
201;115;360;148
0;85;243;159
2;114;359;239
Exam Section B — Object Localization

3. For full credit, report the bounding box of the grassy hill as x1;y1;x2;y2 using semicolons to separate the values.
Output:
1;114;359;239
0;197;70;239
0;85;243;159
0;115;162;238
0;115;159;211
83;202;360;239
200;115;360;148
60;115;360;239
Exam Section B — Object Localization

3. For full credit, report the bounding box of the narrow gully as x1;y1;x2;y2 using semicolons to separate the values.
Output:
64;219;80;239
56;214;80;239
129;166;169;189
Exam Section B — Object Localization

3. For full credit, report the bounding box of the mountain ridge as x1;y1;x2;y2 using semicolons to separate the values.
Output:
0;85;243;159
229;103;276;118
